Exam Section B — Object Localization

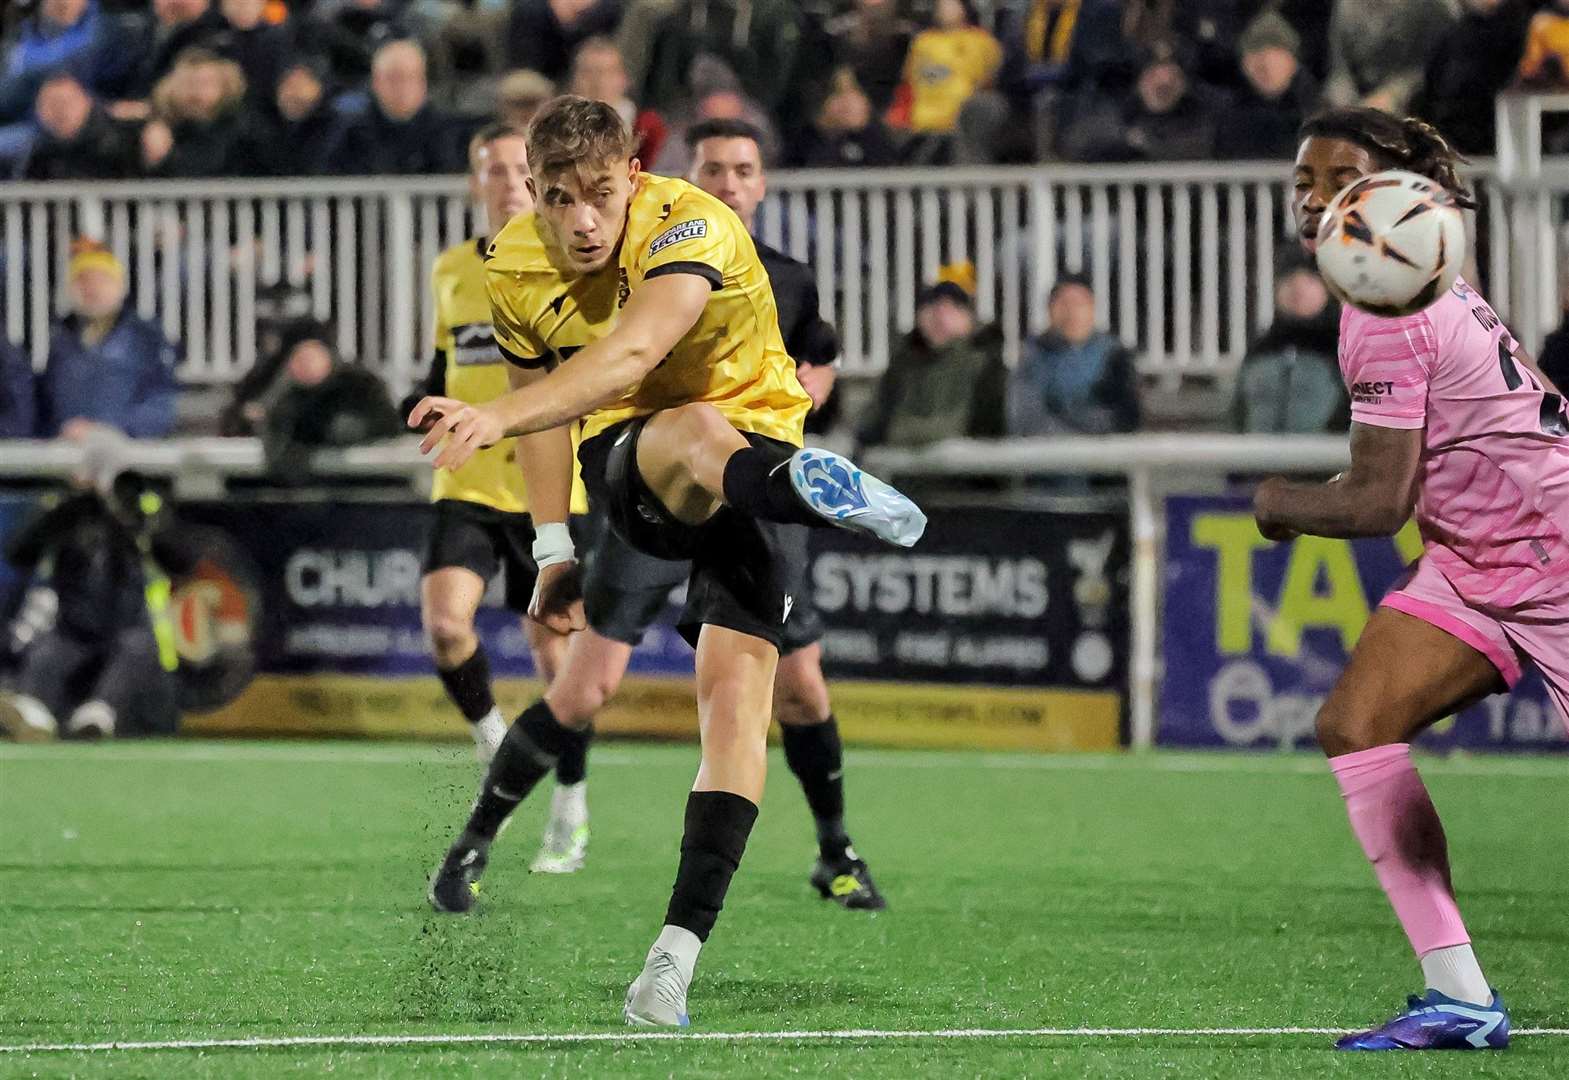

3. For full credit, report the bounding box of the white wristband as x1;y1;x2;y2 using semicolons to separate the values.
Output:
531;521;575;569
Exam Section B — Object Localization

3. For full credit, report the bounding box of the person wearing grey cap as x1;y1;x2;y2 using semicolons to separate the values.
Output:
1217;10;1318;160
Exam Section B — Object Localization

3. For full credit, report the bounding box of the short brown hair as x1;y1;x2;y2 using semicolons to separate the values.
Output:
526;94;637;180
468;121;529;172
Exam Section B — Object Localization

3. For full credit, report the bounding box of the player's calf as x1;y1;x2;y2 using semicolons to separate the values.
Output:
428;700;588;912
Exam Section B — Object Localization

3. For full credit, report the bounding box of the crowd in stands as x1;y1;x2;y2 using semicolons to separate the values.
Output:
12;1;1569;457
5;0;1569;181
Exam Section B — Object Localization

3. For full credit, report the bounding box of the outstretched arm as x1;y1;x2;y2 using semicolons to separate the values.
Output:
411;272;711;470
1253;422;1422;540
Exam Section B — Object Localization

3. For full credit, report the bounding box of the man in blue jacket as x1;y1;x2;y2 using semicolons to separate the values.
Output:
1010;273;1139;436
0;337;35;437
39;243;179;441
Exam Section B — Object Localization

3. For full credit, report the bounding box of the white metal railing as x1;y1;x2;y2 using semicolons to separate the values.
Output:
0;160;1534;389
0;432;1352;751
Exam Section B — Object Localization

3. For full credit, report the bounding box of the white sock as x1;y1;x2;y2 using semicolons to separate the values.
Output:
651;924;702;984
550;781;587;826
1421;943;1491;1005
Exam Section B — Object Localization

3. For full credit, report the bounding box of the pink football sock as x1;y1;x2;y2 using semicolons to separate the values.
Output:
1330;743;1471;956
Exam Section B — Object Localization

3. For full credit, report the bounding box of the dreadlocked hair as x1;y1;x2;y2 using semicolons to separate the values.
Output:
1299;108;1475;210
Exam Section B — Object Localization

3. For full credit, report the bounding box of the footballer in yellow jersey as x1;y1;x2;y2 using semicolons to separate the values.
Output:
413;97;923;1027
483;173;810;448
410;125;590;833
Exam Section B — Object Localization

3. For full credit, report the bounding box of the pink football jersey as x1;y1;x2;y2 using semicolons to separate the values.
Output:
1340;278;1569;608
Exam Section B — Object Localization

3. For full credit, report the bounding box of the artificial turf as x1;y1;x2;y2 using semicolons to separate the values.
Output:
2;740;1567;1078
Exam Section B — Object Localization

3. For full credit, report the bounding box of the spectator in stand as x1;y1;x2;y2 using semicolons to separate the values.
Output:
235;55;342;175
1323;0;1457;115
1518;0;1569;88
1276;0;1333;80
858;264;1007;451
1233;264;1347;434
125;0;231;103
141;48;249;177
332;39;460;175
495;68;555;129
646;0;805;114
1217;11;1318;160
569;36;666;168
659;80;780;175
1165;0;1250;92
827;0;915;114
316;0;418;89
39;243;179;442
21;72;140;180
248;324;403;479
507;0;623;83
217;0;294;105
1417;0;1533;154
1060;38;1217;163
795;67;899;168
1019;0;1134;159
0;338;36;439
1010;274;1138;436
615;0;679;96
896;0;1003;161
0;0;134;123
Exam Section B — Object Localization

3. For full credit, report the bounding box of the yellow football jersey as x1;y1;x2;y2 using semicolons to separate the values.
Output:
485;173;811;448
428;238;588;514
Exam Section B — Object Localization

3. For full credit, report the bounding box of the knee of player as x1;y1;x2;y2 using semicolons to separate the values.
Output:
774;681;828;728
423;610;475;657
546;674;618;727
662;403;732;455
1315;701;1380;758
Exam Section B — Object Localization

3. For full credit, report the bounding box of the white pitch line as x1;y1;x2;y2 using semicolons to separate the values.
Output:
6;1027;1569;1054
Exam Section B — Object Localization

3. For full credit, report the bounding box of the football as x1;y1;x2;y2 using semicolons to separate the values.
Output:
1314;169;1467;318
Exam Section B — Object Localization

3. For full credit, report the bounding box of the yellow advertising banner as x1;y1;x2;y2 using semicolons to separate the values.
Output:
186;675;1119;752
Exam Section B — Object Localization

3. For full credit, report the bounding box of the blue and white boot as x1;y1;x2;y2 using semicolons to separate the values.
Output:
788;448;926;548
1336;988;1510;1050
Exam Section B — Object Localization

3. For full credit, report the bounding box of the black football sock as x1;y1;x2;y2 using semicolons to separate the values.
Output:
720;445;824;527
663;790;759;942
437;645;495;723
781;716;851;862
554;722;591;785
465;700;588;840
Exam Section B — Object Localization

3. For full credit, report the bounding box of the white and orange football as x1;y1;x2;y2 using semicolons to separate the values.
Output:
1315;169;1467;318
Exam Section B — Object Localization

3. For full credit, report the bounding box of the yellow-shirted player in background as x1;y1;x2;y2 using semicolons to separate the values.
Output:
412;124;591;867
411;97;924;1027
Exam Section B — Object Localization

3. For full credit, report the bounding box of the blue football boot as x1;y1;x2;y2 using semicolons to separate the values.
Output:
1336;989;1510;1051
788;448;926;548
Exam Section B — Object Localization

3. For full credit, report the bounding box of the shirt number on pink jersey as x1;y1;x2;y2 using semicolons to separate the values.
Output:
1498;336;1569;437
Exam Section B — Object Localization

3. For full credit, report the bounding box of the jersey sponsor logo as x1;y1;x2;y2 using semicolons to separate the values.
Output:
451;322;499;366
648;218;707;257
1350;380;1394;403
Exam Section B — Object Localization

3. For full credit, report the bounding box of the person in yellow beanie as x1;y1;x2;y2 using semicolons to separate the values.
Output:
39;241;179;441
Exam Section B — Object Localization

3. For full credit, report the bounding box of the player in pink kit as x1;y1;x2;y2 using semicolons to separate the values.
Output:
1254;108;1569;1052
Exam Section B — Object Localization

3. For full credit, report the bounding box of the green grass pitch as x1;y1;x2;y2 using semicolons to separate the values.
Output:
3;740;1568;1078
